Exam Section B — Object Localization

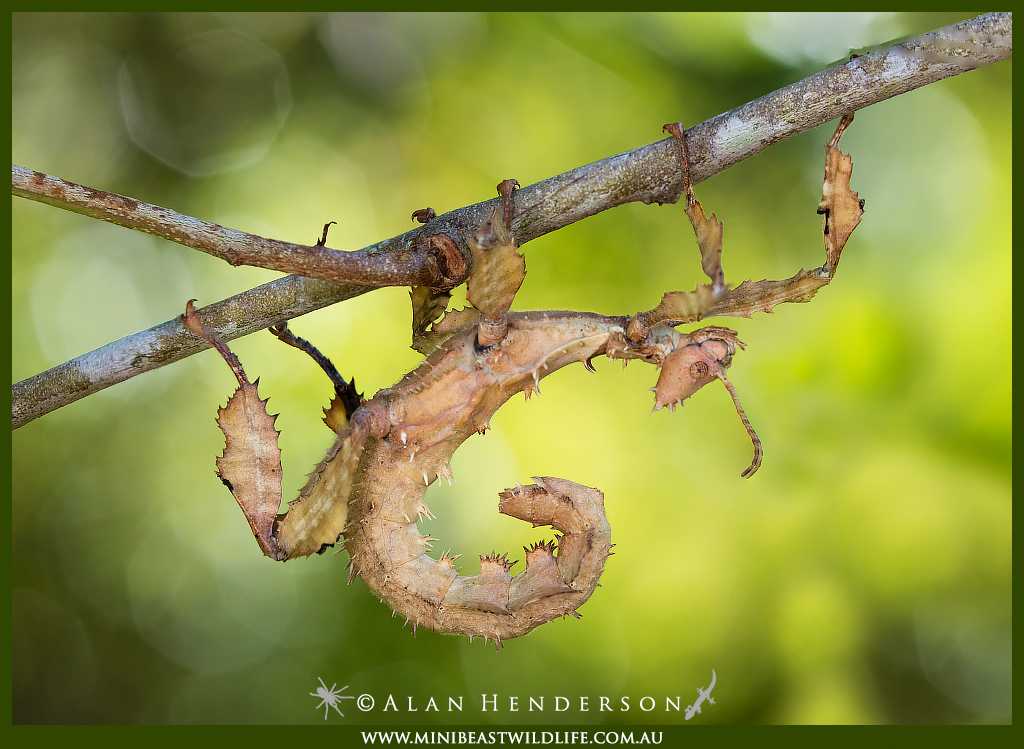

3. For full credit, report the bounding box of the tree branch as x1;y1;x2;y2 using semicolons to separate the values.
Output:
12;12;1011;429
11;167;470;292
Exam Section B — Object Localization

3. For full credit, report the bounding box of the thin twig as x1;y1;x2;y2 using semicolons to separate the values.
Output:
11;12;1011;429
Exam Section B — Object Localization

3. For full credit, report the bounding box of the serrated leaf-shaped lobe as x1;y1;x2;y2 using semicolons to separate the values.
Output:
215;378;283;559
466;221;525;320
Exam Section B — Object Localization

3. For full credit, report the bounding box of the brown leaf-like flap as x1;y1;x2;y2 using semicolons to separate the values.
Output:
215;380;284;559
410;307;481;356
819;114;863;274
432;306;481;335
649;285;717;324
663;122;725;292
703;269;830;319
466;211;525;320
411;286;451;340
685;200;725;291
273;414;370;559
626;285;716;339
322;392;350;434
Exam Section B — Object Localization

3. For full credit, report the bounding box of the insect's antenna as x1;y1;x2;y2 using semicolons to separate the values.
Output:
715;370;762;478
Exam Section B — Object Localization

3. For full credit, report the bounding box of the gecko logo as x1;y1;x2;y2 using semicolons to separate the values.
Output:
684;670;716;720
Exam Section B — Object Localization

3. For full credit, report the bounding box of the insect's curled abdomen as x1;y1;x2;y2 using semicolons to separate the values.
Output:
344;466;612;643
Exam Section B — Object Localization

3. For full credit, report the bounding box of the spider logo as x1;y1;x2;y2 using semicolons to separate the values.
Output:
310;677;355;719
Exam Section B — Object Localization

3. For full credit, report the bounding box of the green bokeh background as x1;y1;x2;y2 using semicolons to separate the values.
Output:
12;13;1010;724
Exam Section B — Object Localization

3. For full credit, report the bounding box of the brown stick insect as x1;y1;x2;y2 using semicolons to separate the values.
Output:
182;116;863;646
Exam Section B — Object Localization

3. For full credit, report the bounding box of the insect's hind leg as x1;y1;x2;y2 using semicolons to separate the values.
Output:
265;322;383;559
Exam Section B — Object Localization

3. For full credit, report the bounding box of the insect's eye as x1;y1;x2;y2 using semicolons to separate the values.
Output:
689;361;710;379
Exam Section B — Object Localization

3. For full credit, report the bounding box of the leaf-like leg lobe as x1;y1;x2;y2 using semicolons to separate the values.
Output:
182;301;284;559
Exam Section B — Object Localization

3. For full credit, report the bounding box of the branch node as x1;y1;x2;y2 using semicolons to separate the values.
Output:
418;233;469;292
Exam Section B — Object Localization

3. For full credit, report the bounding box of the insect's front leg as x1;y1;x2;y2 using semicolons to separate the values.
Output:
618;117;863;478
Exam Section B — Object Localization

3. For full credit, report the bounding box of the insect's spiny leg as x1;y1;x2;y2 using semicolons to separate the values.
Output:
181;300;249;389
269;322;362;418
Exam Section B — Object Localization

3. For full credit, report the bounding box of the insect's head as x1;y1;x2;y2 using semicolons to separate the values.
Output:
651;330;740;413
651;327;762;477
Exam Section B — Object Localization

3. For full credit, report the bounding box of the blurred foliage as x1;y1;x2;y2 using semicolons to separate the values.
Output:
12;12;1010;724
